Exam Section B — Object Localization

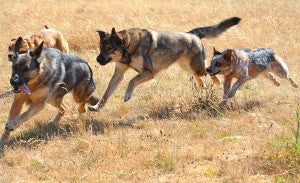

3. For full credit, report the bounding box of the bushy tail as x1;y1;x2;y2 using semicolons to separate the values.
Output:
187;17;241;39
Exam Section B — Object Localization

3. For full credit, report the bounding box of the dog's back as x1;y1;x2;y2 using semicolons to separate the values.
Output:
33;28;69;53
40;48;95;96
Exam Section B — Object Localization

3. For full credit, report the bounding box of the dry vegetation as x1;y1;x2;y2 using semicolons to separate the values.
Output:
0;0;299;182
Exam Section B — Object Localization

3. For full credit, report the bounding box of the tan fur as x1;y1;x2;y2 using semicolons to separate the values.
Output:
8;27;69;60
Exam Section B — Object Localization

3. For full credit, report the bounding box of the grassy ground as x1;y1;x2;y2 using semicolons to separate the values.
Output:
0;0;299;182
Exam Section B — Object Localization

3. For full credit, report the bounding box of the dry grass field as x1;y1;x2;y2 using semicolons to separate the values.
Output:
0;0;299;182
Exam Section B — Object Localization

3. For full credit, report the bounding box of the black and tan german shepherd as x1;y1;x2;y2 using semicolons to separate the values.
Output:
89;17;241;111
0;37;99;146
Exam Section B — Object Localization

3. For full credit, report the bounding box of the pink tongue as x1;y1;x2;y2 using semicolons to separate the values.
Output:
20;84;31;94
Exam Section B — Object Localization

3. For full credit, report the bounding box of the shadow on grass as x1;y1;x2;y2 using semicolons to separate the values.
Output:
1;98;264;151
226;99;265;112
2;114;147;150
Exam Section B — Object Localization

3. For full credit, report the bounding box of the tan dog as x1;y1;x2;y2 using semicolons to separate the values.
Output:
8;26;69;61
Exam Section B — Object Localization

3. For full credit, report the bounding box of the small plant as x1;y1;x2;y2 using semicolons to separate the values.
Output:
217;133;238;142
145;154;175;172
292;109;300;154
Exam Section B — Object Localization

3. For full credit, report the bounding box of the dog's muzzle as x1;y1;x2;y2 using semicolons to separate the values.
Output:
96;55;112;65
210;71;221;76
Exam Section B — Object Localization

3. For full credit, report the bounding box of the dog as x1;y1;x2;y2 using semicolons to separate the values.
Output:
88;17;241;111
8;25;69;61
206;47;298;106
0;37;99;146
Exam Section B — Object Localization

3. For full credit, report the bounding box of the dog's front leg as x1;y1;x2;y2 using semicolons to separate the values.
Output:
124;69;155;102
0;96;24;145
5;103;46;132
223;76;233;99
220;77;247;106
89;63;128;111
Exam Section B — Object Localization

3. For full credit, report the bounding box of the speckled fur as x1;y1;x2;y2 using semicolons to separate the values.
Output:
206;47;298;106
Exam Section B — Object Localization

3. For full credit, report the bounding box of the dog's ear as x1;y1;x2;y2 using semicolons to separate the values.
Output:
111;27;123;44
111;27;117;35
223;49;233;62
96;30;108;39
29;41;43;58
213;47;221;56
14;37;23;53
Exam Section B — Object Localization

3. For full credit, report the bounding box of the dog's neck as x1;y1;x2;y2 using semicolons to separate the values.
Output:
119;31;132;65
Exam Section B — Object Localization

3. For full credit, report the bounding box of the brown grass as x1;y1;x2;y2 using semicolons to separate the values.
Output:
0;0;300;182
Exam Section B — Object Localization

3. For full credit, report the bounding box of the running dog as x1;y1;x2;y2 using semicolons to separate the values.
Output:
206;47;298;106
89;17;241;111
8;26;69;61
0;37;98;146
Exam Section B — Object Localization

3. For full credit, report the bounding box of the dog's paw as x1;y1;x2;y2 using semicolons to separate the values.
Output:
5;124;15;132
5;118;19;132
124;91;132;102
0;134;9;148
219;100;227;108
88;105;100;112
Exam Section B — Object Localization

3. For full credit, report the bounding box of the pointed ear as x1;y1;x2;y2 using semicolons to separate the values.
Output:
96;30;108;38
15;37;23;53
223;49;233;62
111;27;117;35
29;41;43;58
213;47;221;56
110;27;123;44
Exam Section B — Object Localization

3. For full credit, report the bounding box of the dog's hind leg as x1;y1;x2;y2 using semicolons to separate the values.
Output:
49;97;66;124
271;55;298;88
193;76;207;89
264;73;280;86
211;76;221;86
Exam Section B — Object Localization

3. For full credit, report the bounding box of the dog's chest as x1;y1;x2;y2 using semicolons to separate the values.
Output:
129;56;144;72
28;87;50;103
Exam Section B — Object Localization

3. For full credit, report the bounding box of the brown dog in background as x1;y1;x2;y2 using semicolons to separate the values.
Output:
8;25;69;61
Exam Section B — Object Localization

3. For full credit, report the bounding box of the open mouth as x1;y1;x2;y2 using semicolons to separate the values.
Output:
210;71;221;76
13;84;31;94
13;87;21;93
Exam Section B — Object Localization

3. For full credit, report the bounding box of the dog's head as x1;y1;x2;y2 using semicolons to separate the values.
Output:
10;37;44;94
8;37;33;61
206;47;234;76
96;28;125;65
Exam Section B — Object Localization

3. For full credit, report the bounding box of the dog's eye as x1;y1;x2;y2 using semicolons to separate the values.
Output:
215;62;221;67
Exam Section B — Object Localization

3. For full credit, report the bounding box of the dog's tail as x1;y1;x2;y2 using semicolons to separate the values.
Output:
44;25;49;29
187;17;241;39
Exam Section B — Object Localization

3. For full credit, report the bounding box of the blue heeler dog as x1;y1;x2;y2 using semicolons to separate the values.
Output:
206;47;298;106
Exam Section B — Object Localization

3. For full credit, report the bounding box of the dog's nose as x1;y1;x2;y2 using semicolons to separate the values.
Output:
10;75;21;86
206;67;212;73
8;54;13;60
96;55;103;63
